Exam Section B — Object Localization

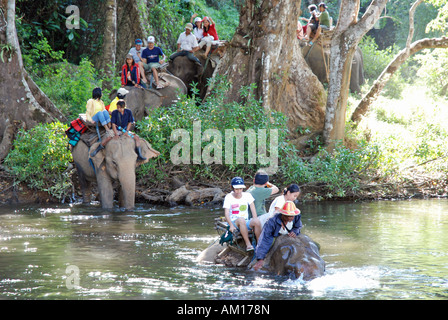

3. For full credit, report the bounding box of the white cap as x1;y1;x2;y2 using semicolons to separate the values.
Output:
194;17;202;23
117;88;129;96
147;36;155;43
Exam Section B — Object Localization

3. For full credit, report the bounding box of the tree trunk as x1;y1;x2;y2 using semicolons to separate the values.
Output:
350;0;448;125
98;0;117;89
212;0;327;136
0;0;65;152
323;0;387;151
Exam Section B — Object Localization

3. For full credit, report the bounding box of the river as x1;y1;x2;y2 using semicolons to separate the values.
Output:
0;198;447;300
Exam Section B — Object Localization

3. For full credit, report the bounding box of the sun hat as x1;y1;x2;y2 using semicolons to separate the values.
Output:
147;36;155;43
279;201;301;216
231;177;246;189
185;23;193;30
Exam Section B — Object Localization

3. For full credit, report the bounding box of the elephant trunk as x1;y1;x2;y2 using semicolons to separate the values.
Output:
118;166;136;210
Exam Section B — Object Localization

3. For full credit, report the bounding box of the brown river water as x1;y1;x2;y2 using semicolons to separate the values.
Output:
0;198;447;300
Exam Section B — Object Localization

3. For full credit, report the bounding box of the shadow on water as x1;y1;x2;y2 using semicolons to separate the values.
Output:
0;199;447;299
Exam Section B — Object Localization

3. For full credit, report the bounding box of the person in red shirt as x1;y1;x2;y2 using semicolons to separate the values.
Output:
121;54;144;88
198;16;219;58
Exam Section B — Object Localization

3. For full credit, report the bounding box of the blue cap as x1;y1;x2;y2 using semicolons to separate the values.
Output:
135;39;143;44
231;177;246;189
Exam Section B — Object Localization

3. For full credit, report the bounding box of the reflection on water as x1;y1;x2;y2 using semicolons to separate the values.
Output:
0;199;447;299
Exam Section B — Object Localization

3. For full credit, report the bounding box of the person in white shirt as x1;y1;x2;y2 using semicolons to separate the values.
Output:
169;23;202;66
222;177;262;251
190;13;204;41
265;184;301;226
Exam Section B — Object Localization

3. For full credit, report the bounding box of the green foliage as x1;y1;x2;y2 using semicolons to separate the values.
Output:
415;48;448;98
135;76;288;183
280;141;382;199
144;0;239;53
31;57;103;120
359;36;406;99
4;122;73;201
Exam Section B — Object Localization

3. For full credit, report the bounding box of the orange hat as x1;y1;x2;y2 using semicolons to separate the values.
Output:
279;201;301;216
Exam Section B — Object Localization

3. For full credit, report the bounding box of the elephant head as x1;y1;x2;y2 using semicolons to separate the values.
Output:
262;234;325;280
88;136;159;210
167;54;216;99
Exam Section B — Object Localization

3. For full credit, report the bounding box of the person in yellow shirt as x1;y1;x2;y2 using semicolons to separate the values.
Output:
86;87;114;157
107;87;129;113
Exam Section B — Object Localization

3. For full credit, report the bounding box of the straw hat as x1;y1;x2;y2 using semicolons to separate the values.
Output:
279;201;301;216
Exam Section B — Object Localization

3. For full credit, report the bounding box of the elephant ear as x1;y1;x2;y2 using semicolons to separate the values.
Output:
89;141;106;170
137;139;160;166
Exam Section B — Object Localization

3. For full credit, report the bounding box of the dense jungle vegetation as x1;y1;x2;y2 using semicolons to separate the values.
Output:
3;0;448;203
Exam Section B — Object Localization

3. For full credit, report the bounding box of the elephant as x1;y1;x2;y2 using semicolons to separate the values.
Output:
167;51;220;100
197;233;325;281
260;234;325;280
302;43;365;93
72;133;160;210
109;72;187;121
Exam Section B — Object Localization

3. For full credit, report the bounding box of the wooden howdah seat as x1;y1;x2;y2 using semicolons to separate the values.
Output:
214;216;255;266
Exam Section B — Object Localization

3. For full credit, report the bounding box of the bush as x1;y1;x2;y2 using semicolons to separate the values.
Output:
135;77;289;184
359;36;406;99
4;122;73;201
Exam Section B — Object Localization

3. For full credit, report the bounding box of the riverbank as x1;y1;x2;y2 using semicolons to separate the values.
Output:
1;164;447;207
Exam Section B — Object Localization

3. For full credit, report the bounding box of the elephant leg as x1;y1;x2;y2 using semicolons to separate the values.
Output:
96;169;114;209
75;162;91;204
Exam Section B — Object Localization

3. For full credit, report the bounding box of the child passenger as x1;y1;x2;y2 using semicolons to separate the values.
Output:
222;177;262;251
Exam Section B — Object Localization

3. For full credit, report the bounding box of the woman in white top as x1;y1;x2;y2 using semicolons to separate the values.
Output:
223;177;262;251
264;184;301;227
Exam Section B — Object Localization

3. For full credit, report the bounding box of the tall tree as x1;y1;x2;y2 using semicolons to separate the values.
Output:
212;0;327;136
100;0;117;89
351;0;448;125
323;0;388;150
0;0;65;161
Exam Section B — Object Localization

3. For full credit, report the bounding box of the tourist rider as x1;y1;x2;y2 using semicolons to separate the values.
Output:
86;87;114;157
247;171;279;228
318;2;331;30
169;23;202;67
198;16;219;58
121;54;144;88
111;100;146;161
190;13;204;42
252;201;303;271
106;87;129;114
222;177;262;251
140;36;166;89
267;184;301;218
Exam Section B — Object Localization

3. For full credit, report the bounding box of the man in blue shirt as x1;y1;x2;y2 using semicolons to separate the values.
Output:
253;201;302;271
140;36;166;89
111;100;146;160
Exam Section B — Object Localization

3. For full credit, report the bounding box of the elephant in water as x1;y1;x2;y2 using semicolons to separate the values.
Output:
72;134;160;210
197;233;325;281
260;234;325;280
302;44;365;93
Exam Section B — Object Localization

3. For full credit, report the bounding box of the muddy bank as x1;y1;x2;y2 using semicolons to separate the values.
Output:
1;165;447;207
